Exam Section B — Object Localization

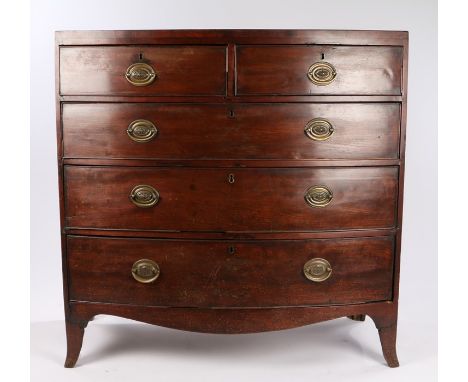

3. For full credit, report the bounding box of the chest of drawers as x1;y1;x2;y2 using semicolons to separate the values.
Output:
55;30;408;368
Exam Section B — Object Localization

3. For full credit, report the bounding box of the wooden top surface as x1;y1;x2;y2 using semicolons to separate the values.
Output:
55;29;408;46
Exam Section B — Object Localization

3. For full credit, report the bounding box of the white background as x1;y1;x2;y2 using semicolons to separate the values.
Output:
30;0;437;380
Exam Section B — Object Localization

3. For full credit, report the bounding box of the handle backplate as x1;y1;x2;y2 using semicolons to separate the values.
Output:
307;62;337;86
303;258;332;282
304;118;334;141
129;185;159;208
127;119;158;142
131;259;160;283
125;62;156;86
304;185;333;208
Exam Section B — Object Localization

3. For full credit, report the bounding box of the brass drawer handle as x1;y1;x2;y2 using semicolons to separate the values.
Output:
305;118;334;141
125;62;156;86
307;62;336;86
127;119;158;142
304;258;332;282
129;185;159;208
131;259;160;283
305;185;333;208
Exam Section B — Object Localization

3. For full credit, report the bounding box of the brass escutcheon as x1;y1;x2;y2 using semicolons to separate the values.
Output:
303;258;332;282
307;62;337;86
129;185;160;208
125;62;156;86
127;119;158;142
305;185;333;208
131;259;160;283
304;118;334;141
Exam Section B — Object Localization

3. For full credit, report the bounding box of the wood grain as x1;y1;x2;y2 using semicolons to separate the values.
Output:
66;300;399;366
68;299;398;335
63;103;400;160
60;46;227;96
237;45;403;95
56;29;407;368
67;235;394;307
64;166;398;232
56;29;408;46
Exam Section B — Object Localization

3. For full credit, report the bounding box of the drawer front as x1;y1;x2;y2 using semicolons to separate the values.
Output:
67;236;394;307
236;45;403;95
59;46;227;96
65;166;398;231
63;103;400;160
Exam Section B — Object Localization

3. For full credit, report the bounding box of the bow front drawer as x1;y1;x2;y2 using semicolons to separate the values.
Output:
236;45;403;95
64;166;398;231
59;45;227;96
62;103;400;160
67;235;394;307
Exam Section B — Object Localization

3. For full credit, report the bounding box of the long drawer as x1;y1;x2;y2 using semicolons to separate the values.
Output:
64;166;398;231
59;45;227;96
62;103;401;160
236;45;403;95
67;235;395;307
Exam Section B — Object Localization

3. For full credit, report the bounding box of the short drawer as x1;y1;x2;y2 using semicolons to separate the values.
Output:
67;235;395;307
64;166;398;231
236;45;403;95
59;45;227;96
62;103;400;160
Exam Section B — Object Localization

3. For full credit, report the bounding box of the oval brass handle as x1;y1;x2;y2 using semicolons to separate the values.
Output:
127;119;158;142
305;185;333;208
125;62;156;86
129;185;160;208
131;259;160;283
304;258;332;282
307;62;337;86
304;118;334;141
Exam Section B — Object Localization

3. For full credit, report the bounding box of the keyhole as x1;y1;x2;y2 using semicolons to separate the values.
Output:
321;53;325;60
228;109;235;118
139;52;143;60
228;246;236;255
228;173;235;184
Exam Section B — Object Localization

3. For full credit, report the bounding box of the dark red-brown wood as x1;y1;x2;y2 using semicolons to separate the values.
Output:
236;45;403;95
56;29;408;46
60;46;227;96
64;300;399;367
64;228;397;240
59;94;403;103
56;29;408;369
67;235;394;307
62;158;401;168
62;103;400;160
64;166;398;232
64;320;87;368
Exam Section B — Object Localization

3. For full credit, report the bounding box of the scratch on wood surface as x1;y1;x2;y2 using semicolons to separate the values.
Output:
206;264;222;285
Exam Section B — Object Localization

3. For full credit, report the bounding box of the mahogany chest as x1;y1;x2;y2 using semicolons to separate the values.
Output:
55;30;408;368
